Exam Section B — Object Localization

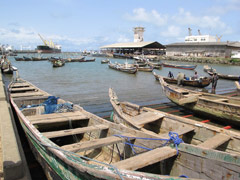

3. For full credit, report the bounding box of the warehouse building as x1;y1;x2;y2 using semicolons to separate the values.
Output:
166;41;240;58
100;27;165;56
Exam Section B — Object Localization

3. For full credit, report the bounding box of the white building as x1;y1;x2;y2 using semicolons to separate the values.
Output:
133;27;145;43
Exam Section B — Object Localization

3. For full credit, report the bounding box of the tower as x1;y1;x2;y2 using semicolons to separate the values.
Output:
133;27;145;42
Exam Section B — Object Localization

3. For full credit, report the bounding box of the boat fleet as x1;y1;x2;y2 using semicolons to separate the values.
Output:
2;53;240;179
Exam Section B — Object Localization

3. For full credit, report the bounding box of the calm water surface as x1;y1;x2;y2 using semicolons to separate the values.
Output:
6;53;239;113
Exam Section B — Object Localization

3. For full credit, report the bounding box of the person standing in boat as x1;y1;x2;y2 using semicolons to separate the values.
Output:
168;71;174;78
211;73;219;93
177;72;184;85
192;71;199;80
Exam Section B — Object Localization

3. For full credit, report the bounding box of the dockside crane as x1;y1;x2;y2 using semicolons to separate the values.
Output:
38;33;55;48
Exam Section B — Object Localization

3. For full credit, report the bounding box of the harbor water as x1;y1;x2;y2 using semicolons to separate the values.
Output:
5;53;239;116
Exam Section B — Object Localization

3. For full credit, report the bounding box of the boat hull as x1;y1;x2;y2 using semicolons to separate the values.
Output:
162;63;197;70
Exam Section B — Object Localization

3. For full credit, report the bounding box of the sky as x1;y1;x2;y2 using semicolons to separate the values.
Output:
1;0;240;51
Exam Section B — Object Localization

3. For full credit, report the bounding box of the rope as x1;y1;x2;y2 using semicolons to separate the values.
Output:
114;131;184;155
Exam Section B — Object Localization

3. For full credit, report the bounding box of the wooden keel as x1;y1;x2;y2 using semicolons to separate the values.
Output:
113;146;177;171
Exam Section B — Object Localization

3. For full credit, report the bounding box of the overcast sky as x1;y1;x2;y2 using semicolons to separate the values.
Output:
1;0;240;51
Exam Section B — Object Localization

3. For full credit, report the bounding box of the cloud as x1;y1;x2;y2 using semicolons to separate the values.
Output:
125;8;168;26
208;0;240;14
160;26;181;37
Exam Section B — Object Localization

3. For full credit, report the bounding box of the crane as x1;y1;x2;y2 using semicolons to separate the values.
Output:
38;34;55;48
216;35;222;42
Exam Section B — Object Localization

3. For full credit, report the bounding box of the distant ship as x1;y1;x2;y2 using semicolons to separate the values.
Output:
36;34;61;53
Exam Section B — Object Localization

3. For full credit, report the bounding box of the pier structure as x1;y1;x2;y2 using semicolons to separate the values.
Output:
0;72;31;180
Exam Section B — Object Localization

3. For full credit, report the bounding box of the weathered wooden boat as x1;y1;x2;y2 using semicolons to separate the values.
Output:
1;56;17;74
162;62;197;70
23;56;32;61
137;66;153;72
31;57;49;61
109;88;240;179
14;57;25;61
203;65;215;73
153;72;211;88
157;75;240;126
207;70;239;80
84;58;96;62
8;78;203;180
108;62;138;74
148;61;162;69
64;57;85;62
101;59;110;64
52;59;65;67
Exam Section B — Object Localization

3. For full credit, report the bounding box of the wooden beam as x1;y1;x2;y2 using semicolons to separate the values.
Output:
161;126;195;138
132;112;165;127
11;91;45;98
113;147;177;170
12;95;49;101
197;134;231;149
10;82;30;88
30;113;89;125
61;133;132;152
42;124;109;138
179;95;198;105
9;86;36;92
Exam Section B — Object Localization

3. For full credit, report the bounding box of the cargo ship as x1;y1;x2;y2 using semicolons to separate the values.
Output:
36;34;61;53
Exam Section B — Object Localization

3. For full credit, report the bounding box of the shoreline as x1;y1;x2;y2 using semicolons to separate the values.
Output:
155;55;240;66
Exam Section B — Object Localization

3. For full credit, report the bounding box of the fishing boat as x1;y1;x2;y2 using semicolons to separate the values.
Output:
108;62;138;74
207;71;239;80
153;72;211;88
137;66;153;72
23;56;32;61
15;57;25;61
101;59;110;64
203;65;215;73
31;56;49;61
52;59;65;67
84;58;96;62
148;61;162;69
162;62;197;70
109;88;240;179
64;57;85;62
157;75;240;126
8;78;204;180
1;56;17;74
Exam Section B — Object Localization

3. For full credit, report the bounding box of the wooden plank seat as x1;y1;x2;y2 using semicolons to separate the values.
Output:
113;146;177;171
61;133;133;153
28;111;89;125
161;126;195;138
132;112;165;127
13;95;50;101
9;86;36;92
197;134;231;149
213;98;229;102
11;91;45;98
9;82;30;88
42;124;109;139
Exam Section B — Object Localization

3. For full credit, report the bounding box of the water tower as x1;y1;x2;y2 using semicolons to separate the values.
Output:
133;27;145;42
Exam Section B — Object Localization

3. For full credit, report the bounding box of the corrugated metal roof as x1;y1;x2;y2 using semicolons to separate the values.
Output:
166;41;240;47
100;41;160;48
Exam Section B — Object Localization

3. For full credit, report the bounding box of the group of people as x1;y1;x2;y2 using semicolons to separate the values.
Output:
168;70;219;93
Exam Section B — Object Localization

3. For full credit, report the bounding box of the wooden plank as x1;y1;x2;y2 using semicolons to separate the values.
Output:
179;95;198;105
28;111;85;121
42;124;109;138
113;147;177;170
10;82;30;87
29;112;89;125
9;86;36;92
235;81;240;91
213;99;229;102
197;134;231;149
132;112;165;126
162;126;195;138
61;133;132;152
12;95;49;101
11;91;45;98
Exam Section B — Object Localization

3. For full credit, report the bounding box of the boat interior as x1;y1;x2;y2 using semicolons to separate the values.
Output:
9;80;240;178
116;100;240;156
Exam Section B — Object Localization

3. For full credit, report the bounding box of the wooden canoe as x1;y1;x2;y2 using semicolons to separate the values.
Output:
108;62;138;74
162;62;197;70
52;59;65;67
207;71;239;80
109;88;240;179
157;75;240;126
9;78;203;180
153;72;211;88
